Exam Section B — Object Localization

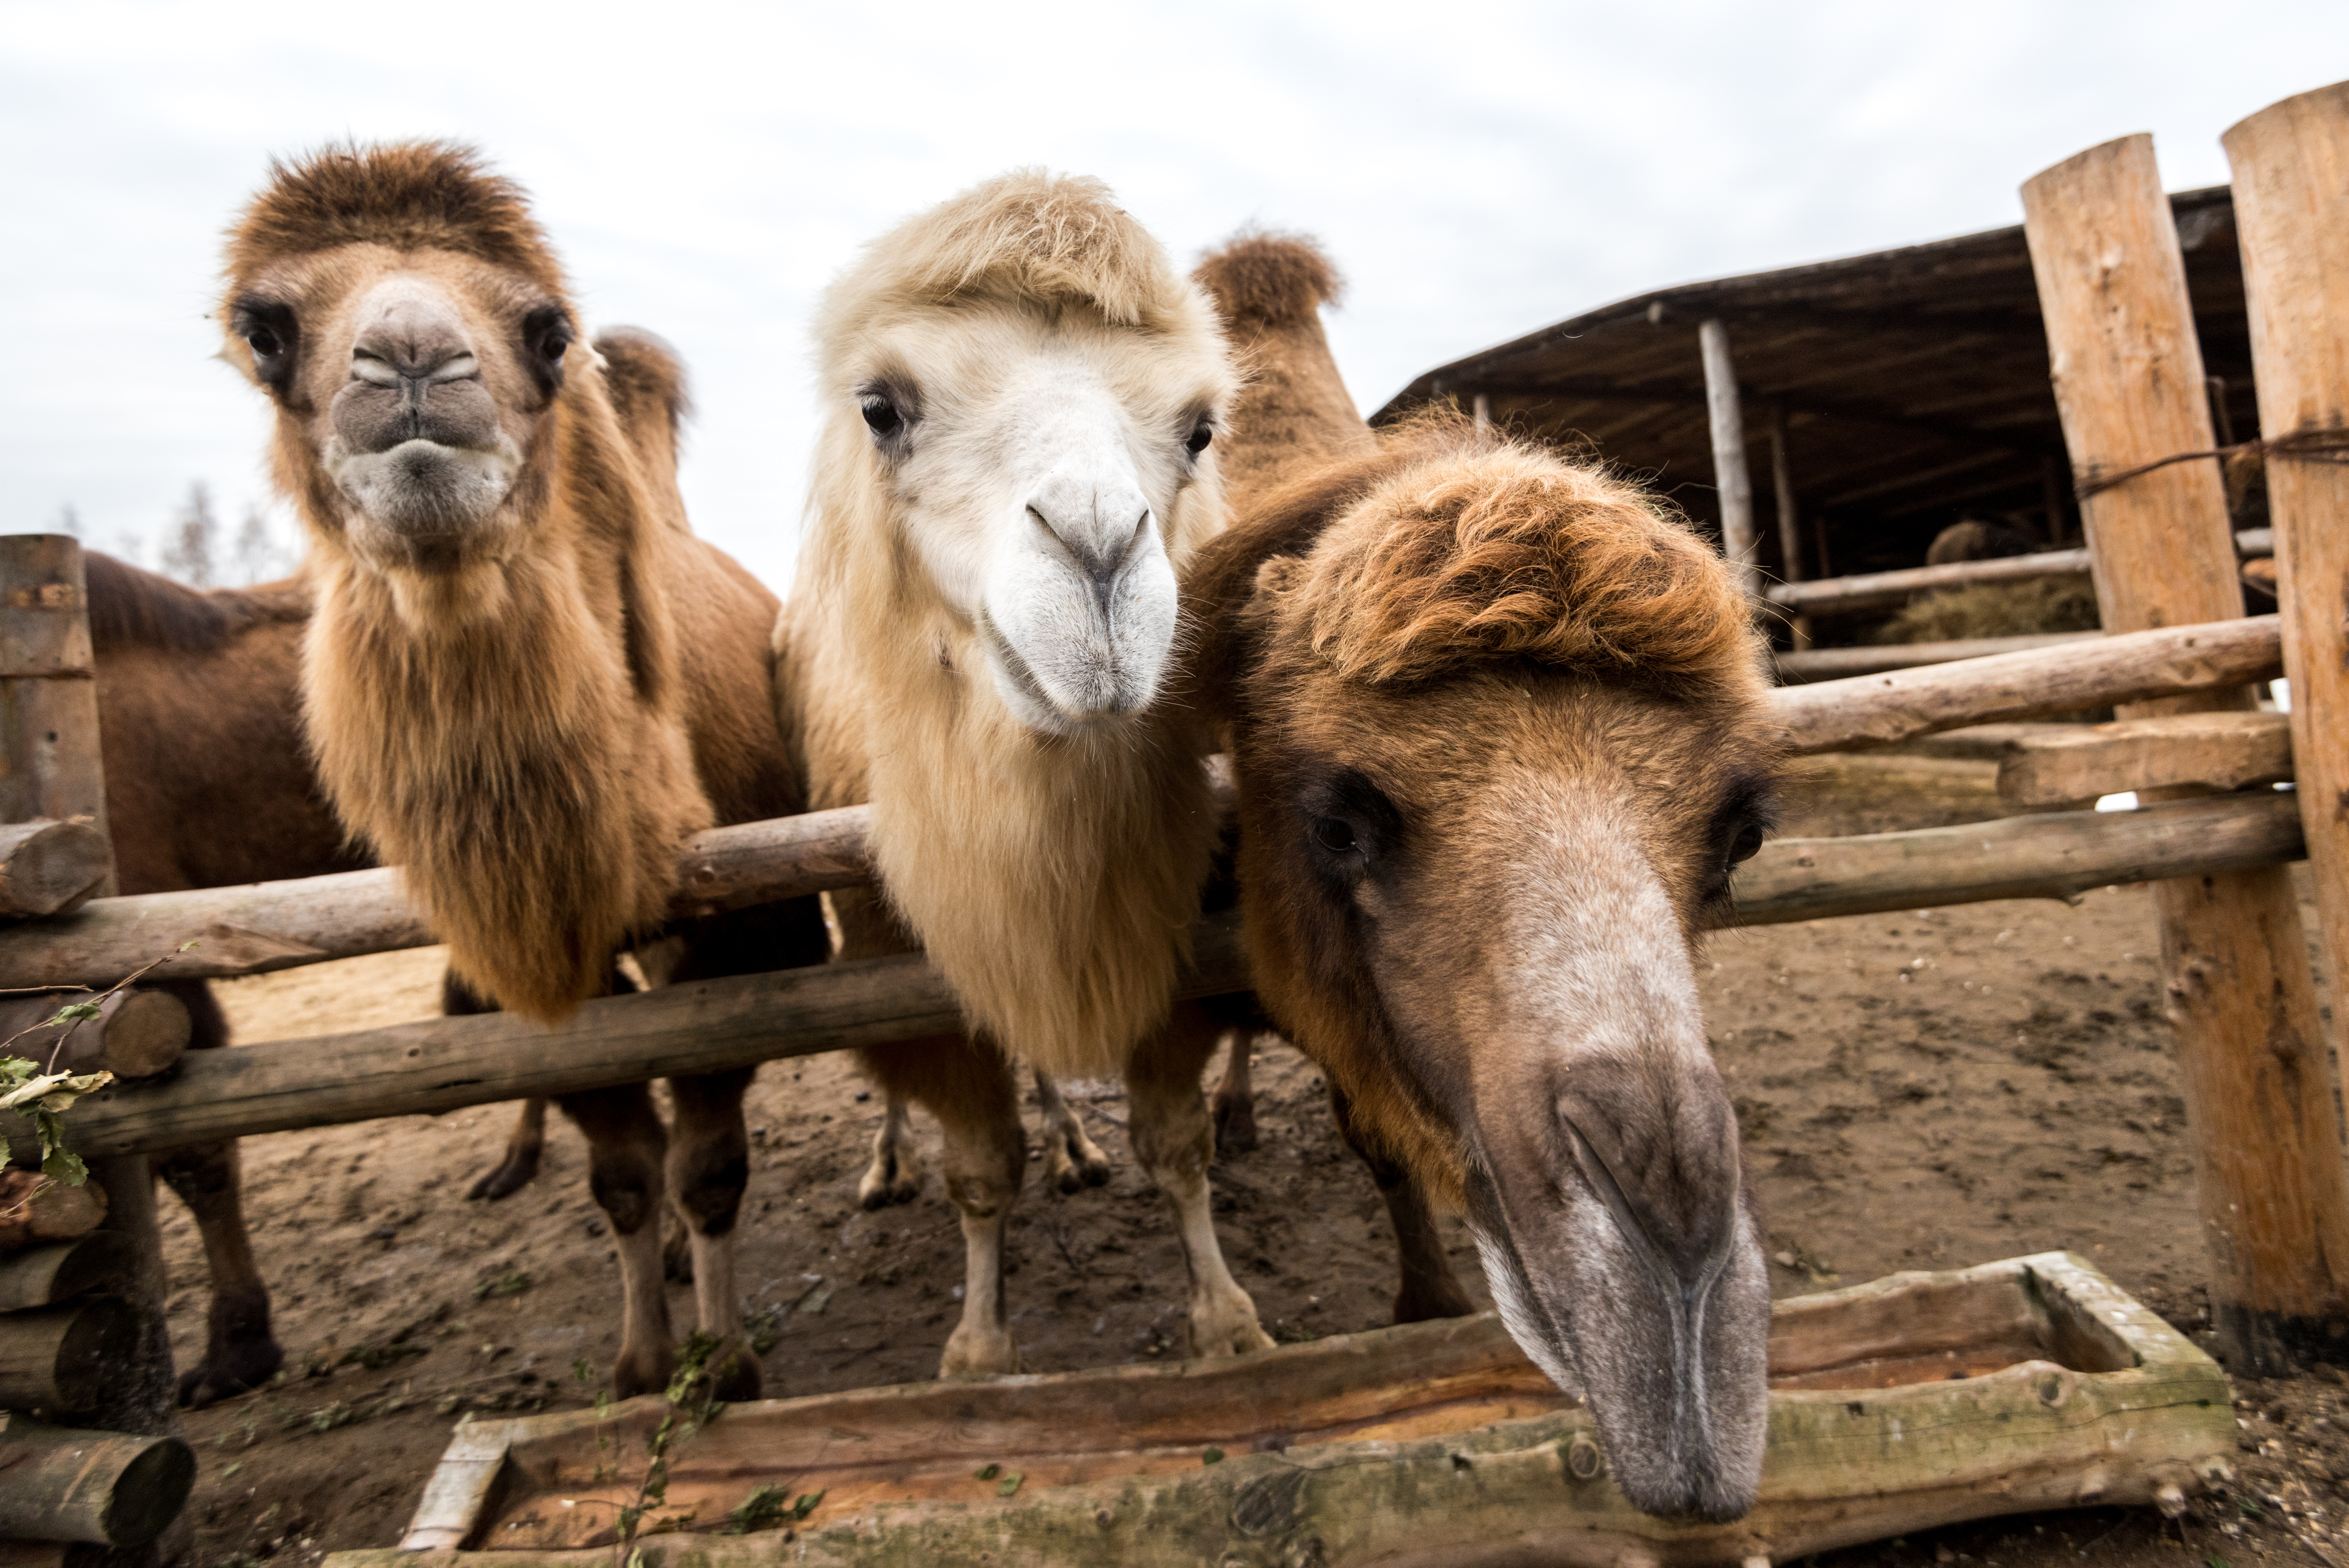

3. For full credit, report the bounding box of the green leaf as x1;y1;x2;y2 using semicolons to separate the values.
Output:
974;1463;1000;1481
1202;1446;1225;1465
46;1002;101;1024
995;1472;1022;1497
790;1490;825;1520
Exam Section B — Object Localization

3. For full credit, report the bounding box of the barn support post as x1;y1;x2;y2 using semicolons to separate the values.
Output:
2226;82;2349;1228
1699;318;1761;598
0;535;183;1560
2023;136;2349;1371
1769;405;1812;651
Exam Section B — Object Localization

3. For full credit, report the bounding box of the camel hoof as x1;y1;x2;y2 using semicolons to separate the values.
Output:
1394;1277;1478;1324
939;1324;1021;1377
1210;1092;1259;1157
466;1147;542;1202
176;1334;284;1408
700;1337;763;1402
1185;1294;1277;1360
1045;1132;1113;1196
612;1342;678;1402
858;1154;921;1210
663;1223;694;1284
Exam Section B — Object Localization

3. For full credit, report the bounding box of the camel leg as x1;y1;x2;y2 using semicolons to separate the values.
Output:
557;1084;674;1398
862;1035;1025;1377
1330;1085;1475;1323
857;1093;924;1210
148;980;281;1408
446;972;547;1203
666;1067;759;1400
1126;1002;1274;1360
1207;1031;1260;1155
1033;1068;1111;1194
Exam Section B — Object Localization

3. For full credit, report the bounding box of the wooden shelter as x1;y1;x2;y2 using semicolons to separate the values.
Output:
1373;187;2258;607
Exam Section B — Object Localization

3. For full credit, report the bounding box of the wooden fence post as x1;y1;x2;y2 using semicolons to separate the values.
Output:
0;535;182;1560
1700;318;1761;598
2224;87;2349;1293
2023;136;2349;1371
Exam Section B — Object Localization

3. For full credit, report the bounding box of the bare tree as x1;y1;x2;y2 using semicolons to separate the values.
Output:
160;481;217;588
231;505;288;585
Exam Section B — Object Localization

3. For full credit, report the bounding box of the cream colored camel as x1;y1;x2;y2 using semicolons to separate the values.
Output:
779;170;1272;1373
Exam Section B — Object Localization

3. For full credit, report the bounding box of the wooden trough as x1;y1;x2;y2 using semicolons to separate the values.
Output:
348;1253;2229;1568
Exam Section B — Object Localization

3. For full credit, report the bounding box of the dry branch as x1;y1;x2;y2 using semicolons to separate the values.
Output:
0;990;189;1080
1772;615;2281;754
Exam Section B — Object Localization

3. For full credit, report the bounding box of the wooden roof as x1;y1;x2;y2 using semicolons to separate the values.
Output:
1373;187;2254;592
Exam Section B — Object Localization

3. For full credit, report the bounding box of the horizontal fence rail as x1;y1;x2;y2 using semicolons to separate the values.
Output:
1763;528;2273;616
0;792;2305;1164
0;616;2281;993
1775;633;2099;684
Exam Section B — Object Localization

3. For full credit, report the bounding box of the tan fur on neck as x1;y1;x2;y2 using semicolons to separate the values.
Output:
783;173;1232;1077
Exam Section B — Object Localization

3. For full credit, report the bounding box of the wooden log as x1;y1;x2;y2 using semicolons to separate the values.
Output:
0;1232;129;1311
0;797;2311;1164
1768;406;1813;651
2226;77;2349;1347
0;1167;106;1249
1699;318;1760;597
0;990;189;1080
1765;547;2095;613
1728;791;2303;927
1774;615;2281;753
1995;712;2293;809
2026;132;2349;1371
0;539;112;902
0;1294;135;1409
0;819;109;919
0;1411;195;1547
1775;632;2098;684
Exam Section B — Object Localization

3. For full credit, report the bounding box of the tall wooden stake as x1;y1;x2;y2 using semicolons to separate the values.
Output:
1769;405;1812;651
0;535;182;1561
2024;136;2349;1371
1700;318;1760;598
2226;81;2349;1230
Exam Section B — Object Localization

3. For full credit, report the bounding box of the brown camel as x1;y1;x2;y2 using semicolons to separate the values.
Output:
87;553;363;1406
778;170;1271;1373
1180;414;1781;1521
218;142;825;1398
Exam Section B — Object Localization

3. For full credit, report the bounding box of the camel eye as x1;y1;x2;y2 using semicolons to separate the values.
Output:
521;306;573;393
1726;822;1765;868
1185;420;1213;455
861;393;904;438
1312;816;1358;854
247;327;281;358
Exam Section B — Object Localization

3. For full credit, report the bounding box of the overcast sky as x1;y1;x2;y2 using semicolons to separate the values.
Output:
5;1;2344;590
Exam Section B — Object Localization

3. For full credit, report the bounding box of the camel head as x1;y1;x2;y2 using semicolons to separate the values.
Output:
809;170;1236;736
1187;417;1780;1521
218;142;584;586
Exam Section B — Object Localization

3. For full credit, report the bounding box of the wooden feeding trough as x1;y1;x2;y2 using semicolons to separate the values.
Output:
349;1253;2229;1568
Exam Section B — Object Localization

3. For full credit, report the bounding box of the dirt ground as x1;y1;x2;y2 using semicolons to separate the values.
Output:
157;758;2349;1567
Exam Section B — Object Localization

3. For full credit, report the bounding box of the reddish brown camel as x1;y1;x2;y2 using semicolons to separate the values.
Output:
217;142;825;1398
1180;415;1781;1521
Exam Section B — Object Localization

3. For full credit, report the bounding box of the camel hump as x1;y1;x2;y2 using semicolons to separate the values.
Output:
84;551;306;654
596;327;693;445
1195;233;1345;328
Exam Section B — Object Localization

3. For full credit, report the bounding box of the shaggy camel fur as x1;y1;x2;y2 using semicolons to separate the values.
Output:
780;171;1270;1373
219;142;825;1398
87;555;363;1407
1190;233;1382;1159
1180;416;1781;1521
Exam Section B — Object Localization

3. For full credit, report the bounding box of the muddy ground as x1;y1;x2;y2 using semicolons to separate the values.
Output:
157;757;2349;1566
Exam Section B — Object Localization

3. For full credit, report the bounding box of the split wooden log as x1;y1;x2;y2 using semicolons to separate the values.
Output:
0;1232;128;1311
1995;712;2293;809
1727;791;2303;927
0;1294;135;1409
2027;131;2349;1371
0;989;190;1080
0;539;113;902
1774;615;2282;754
0;1168;105;1249
0;819;110;919
0;1411;195;1547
